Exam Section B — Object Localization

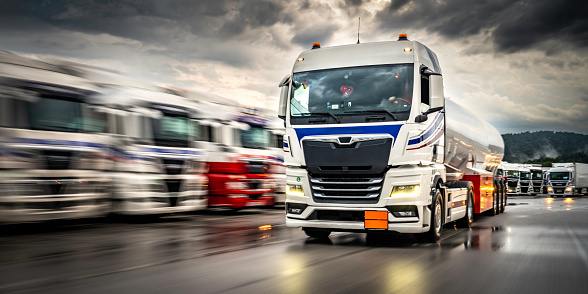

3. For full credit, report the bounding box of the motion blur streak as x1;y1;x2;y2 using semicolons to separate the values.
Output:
0;51;285;223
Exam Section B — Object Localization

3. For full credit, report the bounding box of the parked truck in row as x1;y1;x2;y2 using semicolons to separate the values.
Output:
546;163;588;197
277;35;505;242
498;162;521;195
0;52;112;222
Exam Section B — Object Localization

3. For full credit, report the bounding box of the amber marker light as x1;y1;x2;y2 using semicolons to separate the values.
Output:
404;48;412;52
258;225;272;231
297;57;304;62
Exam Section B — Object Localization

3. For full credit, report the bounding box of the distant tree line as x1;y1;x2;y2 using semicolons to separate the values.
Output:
502;131;588;164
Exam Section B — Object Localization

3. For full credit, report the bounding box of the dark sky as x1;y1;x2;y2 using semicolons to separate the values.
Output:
1;0;587;134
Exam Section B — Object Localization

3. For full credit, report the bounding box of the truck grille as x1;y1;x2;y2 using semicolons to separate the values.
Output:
248;160;267;174
309;174;383;204
43;150;72;170
162;158;185;175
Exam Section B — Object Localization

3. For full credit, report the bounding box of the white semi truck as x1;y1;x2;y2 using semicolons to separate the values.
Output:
498;162;521;195
546;163;588;197
0;52;112;222
277;35;505;242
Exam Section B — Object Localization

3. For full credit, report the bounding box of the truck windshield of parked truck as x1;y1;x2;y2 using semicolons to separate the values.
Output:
550;172;570;180
520;172;531;180
240;126;268;149
532;171;543;180
28;96;106;133
506;170;520;178
152;114;194;147
290;64;414;122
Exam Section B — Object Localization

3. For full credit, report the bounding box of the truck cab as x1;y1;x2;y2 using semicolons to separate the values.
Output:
278;36;504;242
499;162;521;195
0;52;112;222
194;101;275;210
60;64;209;215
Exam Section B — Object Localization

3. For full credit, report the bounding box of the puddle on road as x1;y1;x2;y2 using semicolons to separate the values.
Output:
441;226;508;252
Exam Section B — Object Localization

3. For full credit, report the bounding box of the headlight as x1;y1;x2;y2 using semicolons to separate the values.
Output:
547;187;553;192
226;181;247;190
565;187;573;192
390;185;420;198
286;184;305;197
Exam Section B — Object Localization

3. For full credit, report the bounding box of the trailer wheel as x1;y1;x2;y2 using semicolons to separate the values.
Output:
303;228;331;239
456;184;474;228
485;187;497;216
500;179;507;213
416;189;443;243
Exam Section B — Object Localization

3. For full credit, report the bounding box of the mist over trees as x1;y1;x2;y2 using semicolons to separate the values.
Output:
502;131;588;165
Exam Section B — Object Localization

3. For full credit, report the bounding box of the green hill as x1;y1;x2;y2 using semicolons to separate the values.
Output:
502;131;588;165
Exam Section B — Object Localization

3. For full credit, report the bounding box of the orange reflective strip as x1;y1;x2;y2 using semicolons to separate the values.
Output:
365;219;388;229
365;211;388;220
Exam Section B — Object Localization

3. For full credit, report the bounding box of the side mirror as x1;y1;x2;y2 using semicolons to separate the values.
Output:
429;74;444;109
415;114;428;123
278;75;290;120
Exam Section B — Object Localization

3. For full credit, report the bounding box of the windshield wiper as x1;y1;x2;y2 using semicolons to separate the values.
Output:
300;112;341;123
344;109;399;121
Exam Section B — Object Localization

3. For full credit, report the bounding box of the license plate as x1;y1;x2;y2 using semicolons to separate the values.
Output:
364;211;388;230
246;201;264;207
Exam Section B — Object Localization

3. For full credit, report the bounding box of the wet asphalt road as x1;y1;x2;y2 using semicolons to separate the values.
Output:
1;195;588;294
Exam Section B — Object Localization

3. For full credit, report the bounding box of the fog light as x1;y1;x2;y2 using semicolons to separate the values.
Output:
390;185;420;198
565;187;572;192
547;187;553;192
387;205;418;218
286;184;304;197
286;202;307;214
508;189;513;192
396;211;416;217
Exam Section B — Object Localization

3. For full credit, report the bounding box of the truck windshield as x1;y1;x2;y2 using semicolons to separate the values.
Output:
531;171;543;180
550;172;570;180
240;126;268;149
506;170;520;178
520;172;531;180
290;64;414;121
152;114;193;147
28;96;106;133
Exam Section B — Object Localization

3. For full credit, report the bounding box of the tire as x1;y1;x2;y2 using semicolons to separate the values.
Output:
416;188;443;243
456;184;474;228
500;179;507;213
303;228;331;239
485;186;497;216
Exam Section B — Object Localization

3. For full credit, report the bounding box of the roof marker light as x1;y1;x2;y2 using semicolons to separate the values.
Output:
312;43;321;49
398;34;408;41
404;48;412;52
297;57;304;62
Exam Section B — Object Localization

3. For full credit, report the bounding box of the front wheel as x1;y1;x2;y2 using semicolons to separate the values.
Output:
416;189;443;243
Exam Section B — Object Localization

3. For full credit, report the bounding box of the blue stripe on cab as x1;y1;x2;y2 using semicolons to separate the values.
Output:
407;113;444;146
294;124;403;145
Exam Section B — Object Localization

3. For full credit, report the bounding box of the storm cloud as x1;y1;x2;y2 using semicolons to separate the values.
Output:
374;0;588;54
1;0;587;134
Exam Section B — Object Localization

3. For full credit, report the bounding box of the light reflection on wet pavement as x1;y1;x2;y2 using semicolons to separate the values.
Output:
1;196;588;293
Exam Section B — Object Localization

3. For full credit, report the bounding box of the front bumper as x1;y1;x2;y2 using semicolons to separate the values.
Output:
283;165;436;234
286;205;430;234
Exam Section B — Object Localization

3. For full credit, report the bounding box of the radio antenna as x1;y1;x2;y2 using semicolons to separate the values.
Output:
357;17;361;44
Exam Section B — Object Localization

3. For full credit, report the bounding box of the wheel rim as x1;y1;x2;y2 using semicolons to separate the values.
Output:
434;197;442;235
